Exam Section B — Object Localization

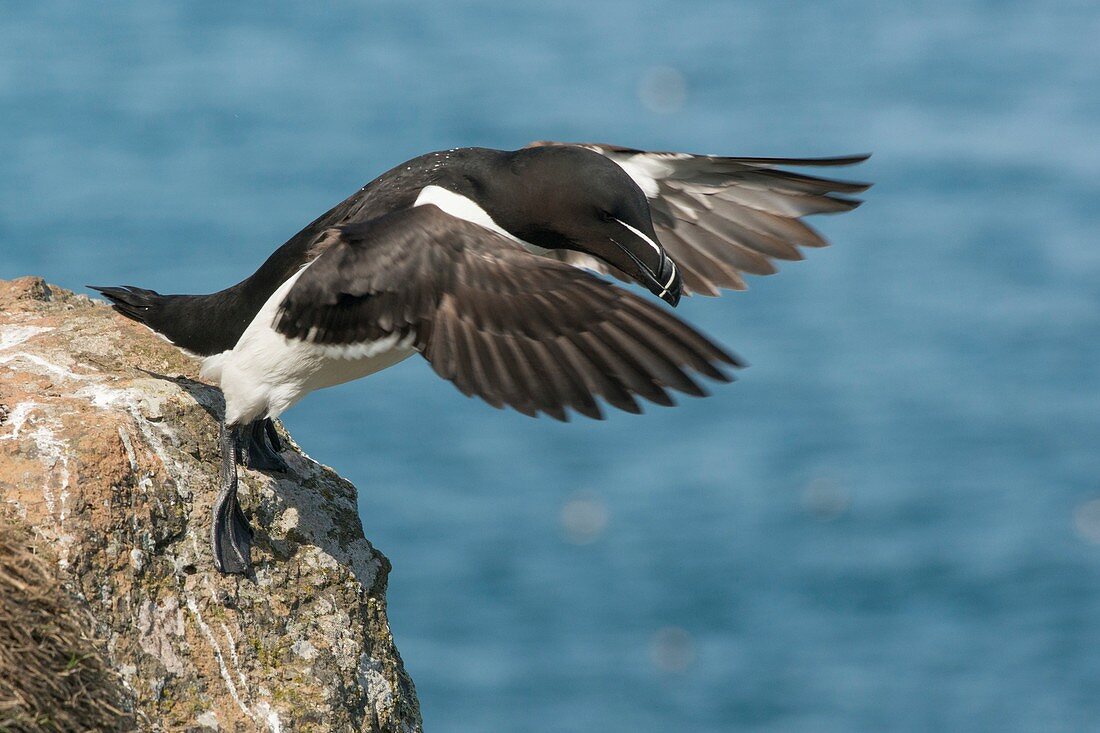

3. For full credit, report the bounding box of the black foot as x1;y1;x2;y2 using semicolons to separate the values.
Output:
264;418;283;452
239;418;288;473
213;422;254;574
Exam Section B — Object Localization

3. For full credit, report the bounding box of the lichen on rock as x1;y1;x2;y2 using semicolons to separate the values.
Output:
0;277;421;732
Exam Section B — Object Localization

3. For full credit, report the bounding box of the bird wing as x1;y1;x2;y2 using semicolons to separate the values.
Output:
273;204;741;421
526;141;871;296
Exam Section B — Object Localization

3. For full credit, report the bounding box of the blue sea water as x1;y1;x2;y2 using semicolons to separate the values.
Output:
3;2;1100;730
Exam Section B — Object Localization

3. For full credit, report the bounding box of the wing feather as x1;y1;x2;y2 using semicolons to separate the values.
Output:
274;205;737;420
529;141;869;296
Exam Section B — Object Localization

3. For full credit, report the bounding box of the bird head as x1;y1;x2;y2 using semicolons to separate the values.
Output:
485;146;682;306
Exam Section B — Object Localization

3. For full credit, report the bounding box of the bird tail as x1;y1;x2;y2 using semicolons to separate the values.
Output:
87;285;163;325
88;285;211;354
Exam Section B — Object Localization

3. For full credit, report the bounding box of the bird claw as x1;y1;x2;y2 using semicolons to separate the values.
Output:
238;418;288;473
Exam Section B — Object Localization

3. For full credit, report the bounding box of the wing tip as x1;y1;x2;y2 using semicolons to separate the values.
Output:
773;152;872;167
722;351;748;369
828;195;866;211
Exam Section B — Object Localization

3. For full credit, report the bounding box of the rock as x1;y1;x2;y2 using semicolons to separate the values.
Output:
0;512;134;731
0;277;421;732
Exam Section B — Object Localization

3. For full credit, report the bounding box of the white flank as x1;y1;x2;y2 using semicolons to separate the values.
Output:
207;264;415;425
198;349;231;384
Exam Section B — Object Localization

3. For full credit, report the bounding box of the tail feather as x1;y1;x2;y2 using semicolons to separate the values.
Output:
87;285;236;355
87;285;164;326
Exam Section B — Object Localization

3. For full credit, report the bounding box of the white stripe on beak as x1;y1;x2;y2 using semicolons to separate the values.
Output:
658;260;678;298
613;218;662;257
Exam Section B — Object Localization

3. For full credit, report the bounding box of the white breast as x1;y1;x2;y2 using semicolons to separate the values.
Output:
202;264;415;426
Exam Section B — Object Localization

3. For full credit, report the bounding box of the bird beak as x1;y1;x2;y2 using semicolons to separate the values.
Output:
652;255;682;307
612;219;682;307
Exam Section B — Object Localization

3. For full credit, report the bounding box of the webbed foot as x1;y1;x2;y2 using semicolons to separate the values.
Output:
213;421;254;574
239;418;288;473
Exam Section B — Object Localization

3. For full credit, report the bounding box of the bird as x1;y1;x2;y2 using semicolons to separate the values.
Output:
90;141;869;574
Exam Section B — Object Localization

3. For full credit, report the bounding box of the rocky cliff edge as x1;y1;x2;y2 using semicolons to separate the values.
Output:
0;277;421;732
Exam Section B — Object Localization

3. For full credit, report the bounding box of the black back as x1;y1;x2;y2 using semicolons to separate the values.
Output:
99;148;508;355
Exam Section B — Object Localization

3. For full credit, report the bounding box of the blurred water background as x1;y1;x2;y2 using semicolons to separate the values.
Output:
3;2;1099;731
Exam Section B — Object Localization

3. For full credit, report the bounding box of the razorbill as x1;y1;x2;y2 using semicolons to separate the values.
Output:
91;142;869;574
